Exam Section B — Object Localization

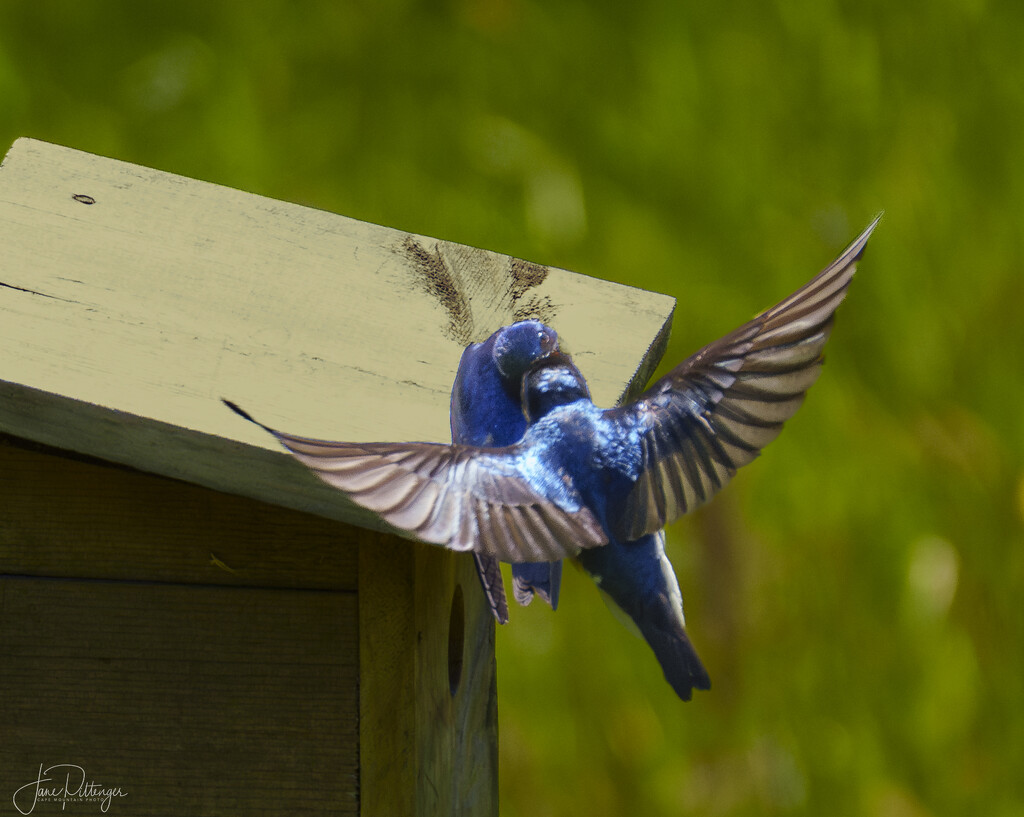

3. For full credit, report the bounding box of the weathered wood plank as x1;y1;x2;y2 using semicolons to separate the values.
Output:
358;534;418;816
412;541;497;816
1;433;492;816
0;436;359;590
0;138;675;530
0;576;359;816
358;534;497;817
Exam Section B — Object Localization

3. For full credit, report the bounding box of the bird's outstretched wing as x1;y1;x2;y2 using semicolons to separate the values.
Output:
224;401;608;562
609;216;879;541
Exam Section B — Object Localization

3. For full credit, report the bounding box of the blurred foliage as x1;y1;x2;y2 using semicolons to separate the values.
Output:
2;0;1021;814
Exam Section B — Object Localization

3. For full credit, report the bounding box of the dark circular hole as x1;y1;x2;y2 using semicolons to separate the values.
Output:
447;583;465;696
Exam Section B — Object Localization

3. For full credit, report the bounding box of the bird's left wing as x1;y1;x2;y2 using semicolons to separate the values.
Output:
224;401;607;562
608;216;879;541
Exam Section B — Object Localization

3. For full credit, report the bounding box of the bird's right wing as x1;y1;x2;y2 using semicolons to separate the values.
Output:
224;401;608;562
607;217;879;541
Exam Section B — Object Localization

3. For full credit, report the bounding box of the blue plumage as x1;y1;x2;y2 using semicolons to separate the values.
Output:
517;352;710;699
450;320;564;622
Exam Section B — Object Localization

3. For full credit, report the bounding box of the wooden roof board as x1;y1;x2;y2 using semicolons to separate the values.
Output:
0;138;675;528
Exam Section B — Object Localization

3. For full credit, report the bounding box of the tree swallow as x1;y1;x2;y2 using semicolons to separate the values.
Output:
451;320;564;624
225;216;878;699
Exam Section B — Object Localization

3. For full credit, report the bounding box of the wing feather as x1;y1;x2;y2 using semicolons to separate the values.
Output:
611;217;878;541
223;401;608;561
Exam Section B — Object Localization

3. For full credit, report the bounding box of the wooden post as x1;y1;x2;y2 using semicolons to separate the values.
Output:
0;139;675;815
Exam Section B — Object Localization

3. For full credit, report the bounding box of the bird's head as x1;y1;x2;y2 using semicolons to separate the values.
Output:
492;320;559;380
522;352;591;422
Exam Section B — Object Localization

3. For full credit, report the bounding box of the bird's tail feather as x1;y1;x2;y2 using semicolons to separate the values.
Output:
639;616;711;701
512;561;563;610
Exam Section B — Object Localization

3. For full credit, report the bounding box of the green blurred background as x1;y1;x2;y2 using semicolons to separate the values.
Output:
2;1;1021;814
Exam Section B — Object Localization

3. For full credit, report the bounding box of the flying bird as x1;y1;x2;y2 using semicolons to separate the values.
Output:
225;216;878;699
519;351;711;697
451;320;565;623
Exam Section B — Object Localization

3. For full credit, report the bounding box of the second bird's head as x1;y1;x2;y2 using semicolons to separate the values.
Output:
522;352;591;422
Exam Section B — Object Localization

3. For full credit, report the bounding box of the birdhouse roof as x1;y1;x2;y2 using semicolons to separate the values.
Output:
0;138;675;528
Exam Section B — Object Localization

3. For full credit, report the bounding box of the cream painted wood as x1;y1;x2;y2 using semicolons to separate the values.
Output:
0;138;675;531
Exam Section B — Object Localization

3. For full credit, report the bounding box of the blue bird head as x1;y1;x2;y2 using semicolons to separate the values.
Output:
492;320;559;380
522;352;591;422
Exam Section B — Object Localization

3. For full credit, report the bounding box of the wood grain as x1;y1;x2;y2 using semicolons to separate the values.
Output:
358;533;497;817
0;576;359;815
0;428;496;815
0;437;358;590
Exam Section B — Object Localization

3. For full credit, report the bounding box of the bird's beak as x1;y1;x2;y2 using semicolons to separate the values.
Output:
540;328;559;358
528;349;576;373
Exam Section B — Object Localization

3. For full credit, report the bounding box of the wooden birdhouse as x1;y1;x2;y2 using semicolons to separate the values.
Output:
0;139;675;816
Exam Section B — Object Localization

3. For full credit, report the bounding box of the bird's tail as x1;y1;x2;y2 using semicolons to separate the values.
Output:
636;608;711;701
578;534;711;701
511;561;563;610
